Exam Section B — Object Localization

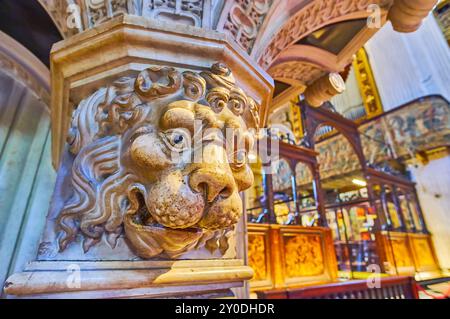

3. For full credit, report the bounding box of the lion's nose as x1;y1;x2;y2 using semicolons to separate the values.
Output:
189;169;235;202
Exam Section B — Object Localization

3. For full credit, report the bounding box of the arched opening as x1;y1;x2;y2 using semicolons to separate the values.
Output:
0;31;56;294
0;1;63;66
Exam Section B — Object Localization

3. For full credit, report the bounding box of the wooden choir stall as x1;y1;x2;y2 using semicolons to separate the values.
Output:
245;102;442;295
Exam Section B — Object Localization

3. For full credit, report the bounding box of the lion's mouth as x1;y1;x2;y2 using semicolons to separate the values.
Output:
123;191;205;259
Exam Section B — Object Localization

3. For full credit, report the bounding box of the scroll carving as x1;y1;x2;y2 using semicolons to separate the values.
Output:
58;63;260;259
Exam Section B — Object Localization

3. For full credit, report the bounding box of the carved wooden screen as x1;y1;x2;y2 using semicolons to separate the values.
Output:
247;139;325;227
367;168;440;277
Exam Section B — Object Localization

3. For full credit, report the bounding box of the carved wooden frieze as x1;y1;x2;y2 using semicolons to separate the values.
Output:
56;63;259;259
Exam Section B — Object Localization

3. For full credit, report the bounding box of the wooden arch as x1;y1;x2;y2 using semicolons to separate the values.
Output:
300;100;367;173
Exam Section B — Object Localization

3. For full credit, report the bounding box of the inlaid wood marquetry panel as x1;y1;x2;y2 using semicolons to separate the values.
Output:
248;224;338;291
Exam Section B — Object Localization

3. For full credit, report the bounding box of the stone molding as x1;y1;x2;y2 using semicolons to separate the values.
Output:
0;31;51;108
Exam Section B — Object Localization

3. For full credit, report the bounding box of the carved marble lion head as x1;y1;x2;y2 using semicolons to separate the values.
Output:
57;63;260;259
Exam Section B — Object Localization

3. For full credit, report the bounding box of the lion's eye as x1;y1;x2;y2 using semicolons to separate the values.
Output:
161;129;191;152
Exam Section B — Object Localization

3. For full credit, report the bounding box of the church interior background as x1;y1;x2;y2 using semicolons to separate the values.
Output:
0;0;449;299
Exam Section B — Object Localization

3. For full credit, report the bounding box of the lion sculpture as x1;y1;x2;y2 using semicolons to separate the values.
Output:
56;63;260;259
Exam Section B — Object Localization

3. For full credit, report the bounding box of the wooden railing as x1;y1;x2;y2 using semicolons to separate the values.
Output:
256;276;419;299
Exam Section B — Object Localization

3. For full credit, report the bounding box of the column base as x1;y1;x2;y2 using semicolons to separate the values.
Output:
4;259;253;299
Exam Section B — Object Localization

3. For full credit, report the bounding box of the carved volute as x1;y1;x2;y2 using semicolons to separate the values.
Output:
388;0;439;33
304;73;346;108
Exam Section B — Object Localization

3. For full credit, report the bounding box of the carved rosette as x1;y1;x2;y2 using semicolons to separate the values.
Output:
59;63;260;259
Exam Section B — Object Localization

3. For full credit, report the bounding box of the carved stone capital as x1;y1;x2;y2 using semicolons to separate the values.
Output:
4;14;272;298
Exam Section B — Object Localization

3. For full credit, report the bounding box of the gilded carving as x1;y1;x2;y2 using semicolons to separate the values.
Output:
58;63;259;259
353;48;383;119
284;234;324;278
248;234;267;281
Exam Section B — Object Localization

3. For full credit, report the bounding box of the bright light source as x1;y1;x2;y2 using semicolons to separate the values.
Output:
352;179;367;187
248;153;257;161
